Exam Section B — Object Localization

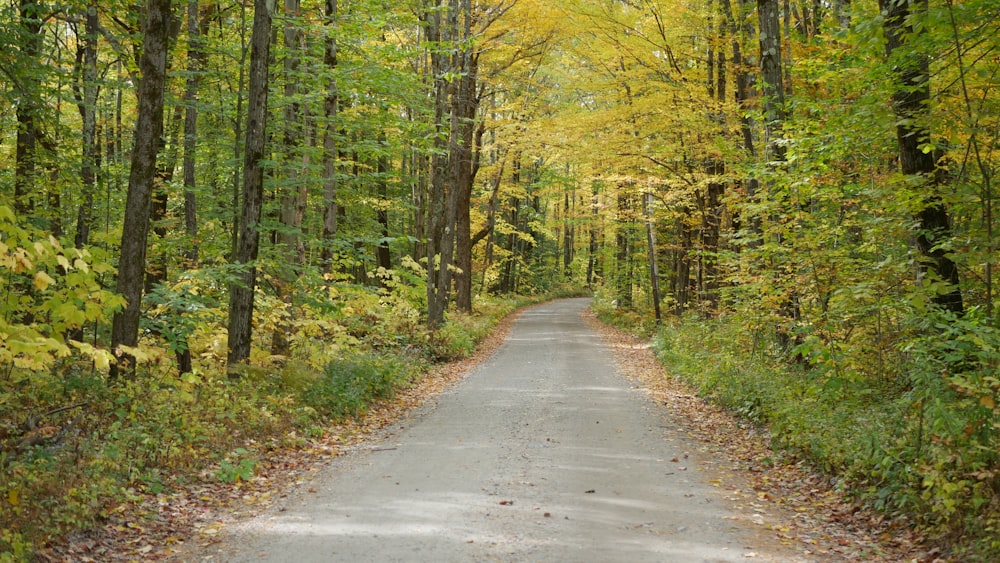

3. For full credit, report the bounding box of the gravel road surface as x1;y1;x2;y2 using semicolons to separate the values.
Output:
210;298;806;562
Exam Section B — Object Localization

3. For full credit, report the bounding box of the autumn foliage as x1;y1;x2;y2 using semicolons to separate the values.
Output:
1;0;999;559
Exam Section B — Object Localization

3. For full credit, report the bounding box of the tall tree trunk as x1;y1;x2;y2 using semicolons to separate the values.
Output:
376;135;392;274
615;190;634;309
701;179;724;310
227;0;274;367
411;150;428;263
757;0;786;163
320;0;340;272
644;192;662;324
14;0;47;221
272;0;306;357
879;0;962;313
722;0;760;245
672;208;693;314
230;0;250;259
699;0;733;312
182;0;212;267
425;0;454;329
146;106;183;295
110;0;173;380
74;1;100;250
586;182;600;288
563;189;573;278
452;0;480;313
758;0;801;348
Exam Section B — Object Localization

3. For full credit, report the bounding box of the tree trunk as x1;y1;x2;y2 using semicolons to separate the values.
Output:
230;0;250;260
272;0;306;357
759;0;802;348
182;0;212;267
880;0;963;313
227;0;274;367
452;1;480;313
701;179;724;310
672;209;693;314
563;190;573;278
425;0;455;329
615;190;634;309
14;0;47;221
74;1;100;250
320;0;340;272
110;0;173;380
586;181;601;287
376;135;392;274
644;192;662;324
146;105;183;295
757;0;786;163
411;150;428;263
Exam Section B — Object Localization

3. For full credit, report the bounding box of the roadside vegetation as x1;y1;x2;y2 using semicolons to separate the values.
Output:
594;294;1000;561
1;281;585;561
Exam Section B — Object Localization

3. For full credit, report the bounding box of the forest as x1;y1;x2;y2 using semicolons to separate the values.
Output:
1;0;998;559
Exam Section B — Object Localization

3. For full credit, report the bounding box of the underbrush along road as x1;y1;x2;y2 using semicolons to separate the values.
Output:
209;298;809;562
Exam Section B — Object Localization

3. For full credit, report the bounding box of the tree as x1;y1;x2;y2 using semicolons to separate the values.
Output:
181;0;213;266
879;0;963;314
72;0;100;249
320;0;341;271
109;0;174;379
227;0;275;367
424;0;455;330
13;0;47;221
271;0;307;356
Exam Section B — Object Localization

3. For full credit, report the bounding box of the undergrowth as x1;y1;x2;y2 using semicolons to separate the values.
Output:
595;297;1000;561
0;288;564;561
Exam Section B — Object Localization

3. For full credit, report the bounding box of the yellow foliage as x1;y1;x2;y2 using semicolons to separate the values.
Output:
33;271;55;291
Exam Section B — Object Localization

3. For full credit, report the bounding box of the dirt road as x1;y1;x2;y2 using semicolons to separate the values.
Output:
206;299;809;562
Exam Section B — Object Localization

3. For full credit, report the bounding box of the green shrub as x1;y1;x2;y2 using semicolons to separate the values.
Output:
646;308;1000;560
300;353;424;419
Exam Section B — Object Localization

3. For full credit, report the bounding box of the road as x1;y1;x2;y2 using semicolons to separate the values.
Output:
207;298;807;562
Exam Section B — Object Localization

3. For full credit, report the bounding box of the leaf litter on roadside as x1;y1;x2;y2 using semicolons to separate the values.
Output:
583;310;930;562
41;313;521;562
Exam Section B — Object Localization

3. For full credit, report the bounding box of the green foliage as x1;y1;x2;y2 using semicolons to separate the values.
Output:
300;352;422;419
590;289;659;337
0;208;123;371
142;270;227;361
648;307;1000;560
215;448;256;483
858;309;1000;557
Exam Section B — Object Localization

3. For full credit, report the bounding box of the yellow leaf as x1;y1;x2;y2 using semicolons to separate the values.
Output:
15;252;33;272
69;340;113;372
981;395;996;410
33;271;56;291
57;255;72;270
8;488;19;506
